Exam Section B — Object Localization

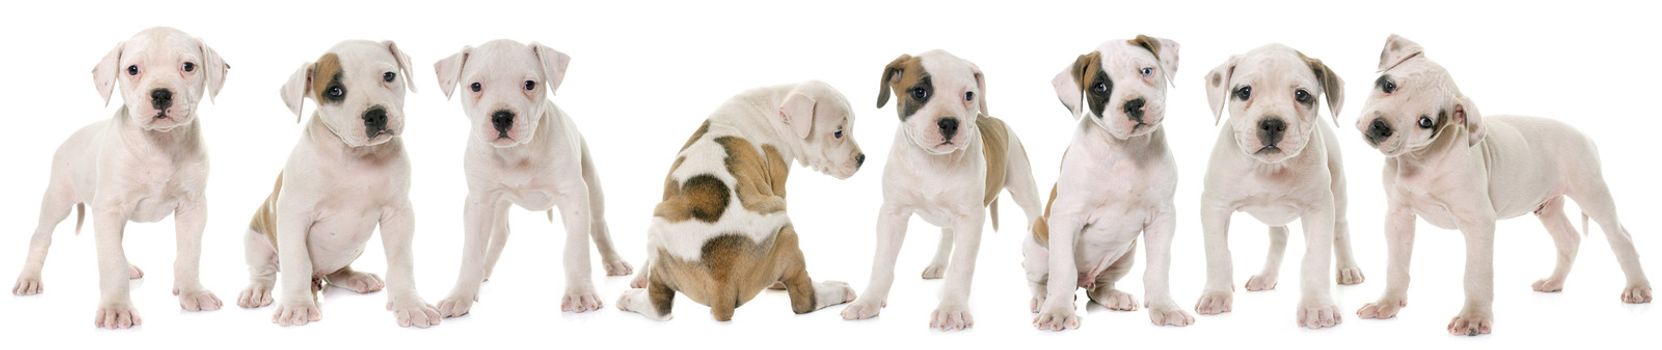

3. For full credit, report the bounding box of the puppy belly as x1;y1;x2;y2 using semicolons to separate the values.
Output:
1240;204;1301;226
130;197;180;223
297;217;378;274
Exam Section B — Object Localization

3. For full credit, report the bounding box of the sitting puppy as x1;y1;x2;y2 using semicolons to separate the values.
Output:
841;51;1043;331
12;27;228;329
1194;44;1364;329
1029;36;1194;331
617;81;864;321
237;40;441;328
1354;35;1652;336
430;40;632;317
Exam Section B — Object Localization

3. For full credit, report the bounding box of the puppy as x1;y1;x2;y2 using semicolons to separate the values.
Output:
841;51;1043;331
1029;36;1194;331
1194;44;1364;329
1354;35;1652;336
237;40;440;328
12;27;228;329
616;81;864;321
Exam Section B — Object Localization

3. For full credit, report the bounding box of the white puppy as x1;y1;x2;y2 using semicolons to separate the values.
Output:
842;51;1043;331
1029;36;1194;331
1193;44;1364;329
12;27;228;329
1354;35;1652;336
429;40;632;317
237;40;441;328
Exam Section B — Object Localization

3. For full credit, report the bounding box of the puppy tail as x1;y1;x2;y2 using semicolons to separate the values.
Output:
1581;213;1590;237
73;203;86;235
547;209;555;223
989;199;1001;232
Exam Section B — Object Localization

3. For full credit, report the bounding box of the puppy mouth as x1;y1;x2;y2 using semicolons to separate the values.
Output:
1254;146;1282;155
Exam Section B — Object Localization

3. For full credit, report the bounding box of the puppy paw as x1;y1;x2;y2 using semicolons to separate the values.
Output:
813;281;856;310
436;293;477;318
173;287;222;312
12;274;43;295
920;264;947;280
617;288;671;320
1337;266;1365;285
1296;299;1342;329
1357;297;1407;319
1194;290;1233;315
603;259;634;277
238;282;274;308
840;297;884;320
1622;283;1653;304
127;265;143;280
629;272;649;289
1029;294;1045;313
1032;302;1079;331
93;302;142;329
1531;277;1565;293
1446;308;1493;336
326;270;384;294
1245;274;1278;291
389;298;442;328
561;288;603;313
1148;301;1195;327
272;299;321;327
1088;288;1138;311
930;302;974;331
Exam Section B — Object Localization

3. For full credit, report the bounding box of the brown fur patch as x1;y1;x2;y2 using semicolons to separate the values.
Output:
249;173;284;246
877;54;929;120
715;136;789;215
655;174;729;223
681;121;710;152
310;53;342;102
646;225;817;320
1031;184;1059;246
1128;35;1163;58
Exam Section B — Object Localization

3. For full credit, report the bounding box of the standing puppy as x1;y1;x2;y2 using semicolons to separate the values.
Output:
1029;36;1194;331
13;27;228;329
616;81;864;321
1193;44;1364;329
430;40;632;316
238;40;440;328
842;51;1043;331
1354;35;1651;336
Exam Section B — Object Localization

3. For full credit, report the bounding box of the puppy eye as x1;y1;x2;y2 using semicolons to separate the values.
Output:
1294;89;1312;103
909;87;929;101
1382;81;1397;94
964;91;974;101
126;65;139;76
1234;86;1252;101
470;82;482;92
1140;67;1154;77
182;62;195;72
1092;82;1108;94
833;126;844;139
383;72;397;83
326;85;345;99
1418;115;1434;129
524;80;536;91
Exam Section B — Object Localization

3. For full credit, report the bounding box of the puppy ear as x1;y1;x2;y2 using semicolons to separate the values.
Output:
383;40;417;93
1053;51;1100;119
433;46;473;100
876;54;912;108
197;38;229;103
1378;34;1425;72
1130;35;1180;88
530;42;571;95
1454;94;1485;147
278;62;313;123
1301;53;1345;123
92;42;124;107
969;63;989;117
780;87;818;140
1204;55;1239;125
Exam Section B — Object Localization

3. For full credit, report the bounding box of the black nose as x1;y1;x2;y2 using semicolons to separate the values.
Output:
362;107;388;138
1367;118;1394;145
1258;118;1287;147
492;110;515;137
1123;98;1146;122
855;153;866;168
150;89;173;111
937;118;960;141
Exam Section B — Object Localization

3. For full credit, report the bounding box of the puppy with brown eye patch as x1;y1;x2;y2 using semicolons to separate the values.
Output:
1354;35;1651;336
1194;44;1364;330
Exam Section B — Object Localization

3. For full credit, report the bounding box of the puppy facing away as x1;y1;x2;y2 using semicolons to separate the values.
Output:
1194;44;1364;329
1354;35;1651;336
616;81;864;321
237;40;441;328
430;40;633;316
12;27;228;329
1029;36;1194;331
841;51;1043;331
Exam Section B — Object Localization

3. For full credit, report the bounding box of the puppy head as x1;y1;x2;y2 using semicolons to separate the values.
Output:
1205;44;1344;164
1052;35;1179;139
279;40;417;147
1357;35;1483;157
877;50;984;155
93;27;229;131
781;81;864;179
433;40;568;148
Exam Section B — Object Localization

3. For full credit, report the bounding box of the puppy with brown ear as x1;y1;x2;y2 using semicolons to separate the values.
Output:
237;40;441;328
430;40;633;317
1194;44;1364;329
1355;35;1651;336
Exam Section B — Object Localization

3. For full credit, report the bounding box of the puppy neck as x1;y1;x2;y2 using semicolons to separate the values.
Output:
1081;117;1165;155
114;106;202;153
725;87;804;164
305;113;402;162
1396;122;1470;170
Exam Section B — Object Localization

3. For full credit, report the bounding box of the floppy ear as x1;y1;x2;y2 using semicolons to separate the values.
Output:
197;38;229;103
1052;51;1100;119
278;62;313;123
969;62;988;117
1130;35;1180;88
1453;94;1484;146
876;54;912;108
1301;54;1345;123
433;46;472;100
92;42;124;107
383;40;417;93
780;86;817;139
530;42;571;95
1203;55;1239;125
1378;34;1425;72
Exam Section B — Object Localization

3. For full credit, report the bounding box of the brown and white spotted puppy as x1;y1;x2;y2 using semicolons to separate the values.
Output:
841;50;1043;331
236;40;441;328
617;81;865;321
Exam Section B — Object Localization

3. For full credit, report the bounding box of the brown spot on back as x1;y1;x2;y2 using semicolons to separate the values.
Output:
877;54;929;120
310;53;342;102
655;174;729;223
249;173;285;246
715;136;789;215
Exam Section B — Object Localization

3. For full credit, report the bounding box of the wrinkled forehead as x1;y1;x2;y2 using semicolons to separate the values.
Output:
466;40;541;79
326;41;398;83
122;29;197;63
1234;46;1315;87
916;51;977;91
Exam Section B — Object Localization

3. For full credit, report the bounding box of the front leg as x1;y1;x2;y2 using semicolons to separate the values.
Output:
1033;211;1083;331
1143;207;1194;327
932;207;985;331
1295;204;1340;329
380;202;441;328
1358;206;1415;319
91;207;139;329
1448;218;1496;336
555;183;602;313
842;203;910;321
171;197;221;312
438;193;495;318
272;208;319;327
1194;200;1235;315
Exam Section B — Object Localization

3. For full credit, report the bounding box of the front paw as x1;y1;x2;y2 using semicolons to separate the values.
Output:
1089;287;1138;311
1245;274;1278;291
389;298;442;328
629;272;649;289
930;302;974;331
603;259;634;277
1356;296;1407;319
1032;302;1079;331
93;302;142;329
1622;283;1652;303
813;281;856;310
173;287;222;311
561;288;603;313
436;293;477;318
840;297;884;320
272;299;321;327
325;270;384;294
1446;308;1493;336
1148;302;1195;327
238;281;274;308
12;274;43;295
1194;290;1233;315
1297;299;1342;329
1337;265;1365;285
920;264;947;280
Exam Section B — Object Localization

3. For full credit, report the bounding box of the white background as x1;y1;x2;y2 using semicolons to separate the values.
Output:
1;0;1657;348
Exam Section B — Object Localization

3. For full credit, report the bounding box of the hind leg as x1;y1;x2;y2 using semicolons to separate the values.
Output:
1246;226;1289;292
1087;243;1138;311
617;271;675;321
778;227;854;314
1570;181;1651;303
578;143;632;276
1022;235;1049;312
13;182;75;296
922;228;953;280
238;230;279;308
325;266;384;294
1531;197;1580;293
